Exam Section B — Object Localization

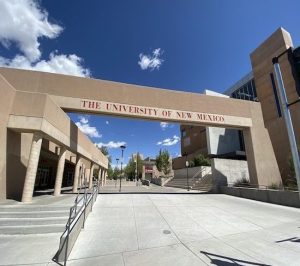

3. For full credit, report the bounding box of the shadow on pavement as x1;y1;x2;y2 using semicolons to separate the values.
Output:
200;251;271;266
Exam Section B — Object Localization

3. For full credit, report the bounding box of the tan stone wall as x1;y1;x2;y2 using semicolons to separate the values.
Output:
8;91;108;168
250;27;300;180
6;132;33;200
0;75;16;200
0;66;283;191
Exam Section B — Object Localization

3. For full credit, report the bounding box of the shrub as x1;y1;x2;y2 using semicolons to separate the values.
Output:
188;160;195;168
233;177;250;187
268;183;280;190
193;154;211;167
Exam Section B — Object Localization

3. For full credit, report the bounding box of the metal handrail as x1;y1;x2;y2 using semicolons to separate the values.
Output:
191;167;209;180
191;171;213;191
53;179;99;266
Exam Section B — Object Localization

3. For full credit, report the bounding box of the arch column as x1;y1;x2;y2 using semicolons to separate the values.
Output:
21;133;43;203
98;167;102;187
88;163;95;189
101;169;104;186
54;147;67;196
72;156;81;193
81;163;86;187
101;168;106;186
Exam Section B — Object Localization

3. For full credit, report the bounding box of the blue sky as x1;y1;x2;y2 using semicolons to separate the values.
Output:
1;0;300;166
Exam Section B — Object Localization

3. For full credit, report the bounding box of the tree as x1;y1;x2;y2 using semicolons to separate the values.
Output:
125;153;143;180
193;154;211;167
155;149;171;176
100;146;109;156
112;166;121;180
98;145;113;179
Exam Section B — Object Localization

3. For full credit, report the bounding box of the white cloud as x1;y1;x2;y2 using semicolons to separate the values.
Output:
0;0;90;77
0;53;90;77
157;135;180;146
138;48;164;71
160;122;169;130
159;122;174;131
0;0;63;61
75;116;101;138
79;116;88;124
96;141;127;149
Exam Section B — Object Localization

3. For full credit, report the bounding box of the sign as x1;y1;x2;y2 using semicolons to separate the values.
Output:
78;99;252;127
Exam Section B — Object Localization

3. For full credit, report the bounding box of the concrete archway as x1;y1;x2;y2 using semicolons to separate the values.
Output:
0;67;281;200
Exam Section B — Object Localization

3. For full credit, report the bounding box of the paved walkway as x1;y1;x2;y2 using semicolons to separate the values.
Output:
99;180;200;194
1;193;300;265
63;194;300;266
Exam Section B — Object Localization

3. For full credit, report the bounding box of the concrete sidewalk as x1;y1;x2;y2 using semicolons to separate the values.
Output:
1;193;300;265
99;181;201;194
61;194;300;266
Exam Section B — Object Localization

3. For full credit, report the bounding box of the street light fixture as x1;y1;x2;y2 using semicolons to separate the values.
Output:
115;158;119;188
119;145;126;192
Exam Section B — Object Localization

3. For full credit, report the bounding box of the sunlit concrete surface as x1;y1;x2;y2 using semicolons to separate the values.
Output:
0;195;76;266
62;194;300;266
1;193;300;265
99;180;201;193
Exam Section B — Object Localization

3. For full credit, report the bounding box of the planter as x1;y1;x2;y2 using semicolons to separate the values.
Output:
221;186;300;208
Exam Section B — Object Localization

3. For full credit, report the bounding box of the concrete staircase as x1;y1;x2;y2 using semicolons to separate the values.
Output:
191;174;214;192
0;205;69;235
164;173;214;192
164;176;191;189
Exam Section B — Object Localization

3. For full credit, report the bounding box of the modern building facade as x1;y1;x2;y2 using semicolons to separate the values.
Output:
174;27;300;185
0;76;109;202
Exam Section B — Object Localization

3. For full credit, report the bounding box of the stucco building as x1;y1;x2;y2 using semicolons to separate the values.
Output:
173;27;300;185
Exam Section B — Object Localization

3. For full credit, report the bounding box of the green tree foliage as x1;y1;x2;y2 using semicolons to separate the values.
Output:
112;167;121;180
284;156;297;189
155;149;171;176
124;153;143;180
100;146;109;156
193;154;211;167
98;145;113;178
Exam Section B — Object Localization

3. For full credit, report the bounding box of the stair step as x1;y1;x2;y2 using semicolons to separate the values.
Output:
0;217;68;226
0;210;69;218
0;205;70;212
0;224;66;235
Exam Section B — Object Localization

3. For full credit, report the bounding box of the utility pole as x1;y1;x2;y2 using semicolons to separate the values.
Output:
273;55;300;196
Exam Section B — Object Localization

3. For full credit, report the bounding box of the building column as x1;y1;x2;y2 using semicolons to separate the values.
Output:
102;169;107;186
101;168;105;187
98;167;102;187
72;156;81;193
53;147;67;196
81;163;86;187
21;133;43;203
88;163;95;189
105;170;107;184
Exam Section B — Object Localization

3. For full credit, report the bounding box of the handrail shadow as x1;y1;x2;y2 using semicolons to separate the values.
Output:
200;251;271;266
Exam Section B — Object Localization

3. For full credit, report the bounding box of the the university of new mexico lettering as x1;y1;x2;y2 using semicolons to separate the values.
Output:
80;99;252;128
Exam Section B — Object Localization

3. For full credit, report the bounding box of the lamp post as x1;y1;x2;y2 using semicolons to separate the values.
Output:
119;145;126;192
115;158;119;188
184;152;190;191
136;153;138;182
273;53;300;196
